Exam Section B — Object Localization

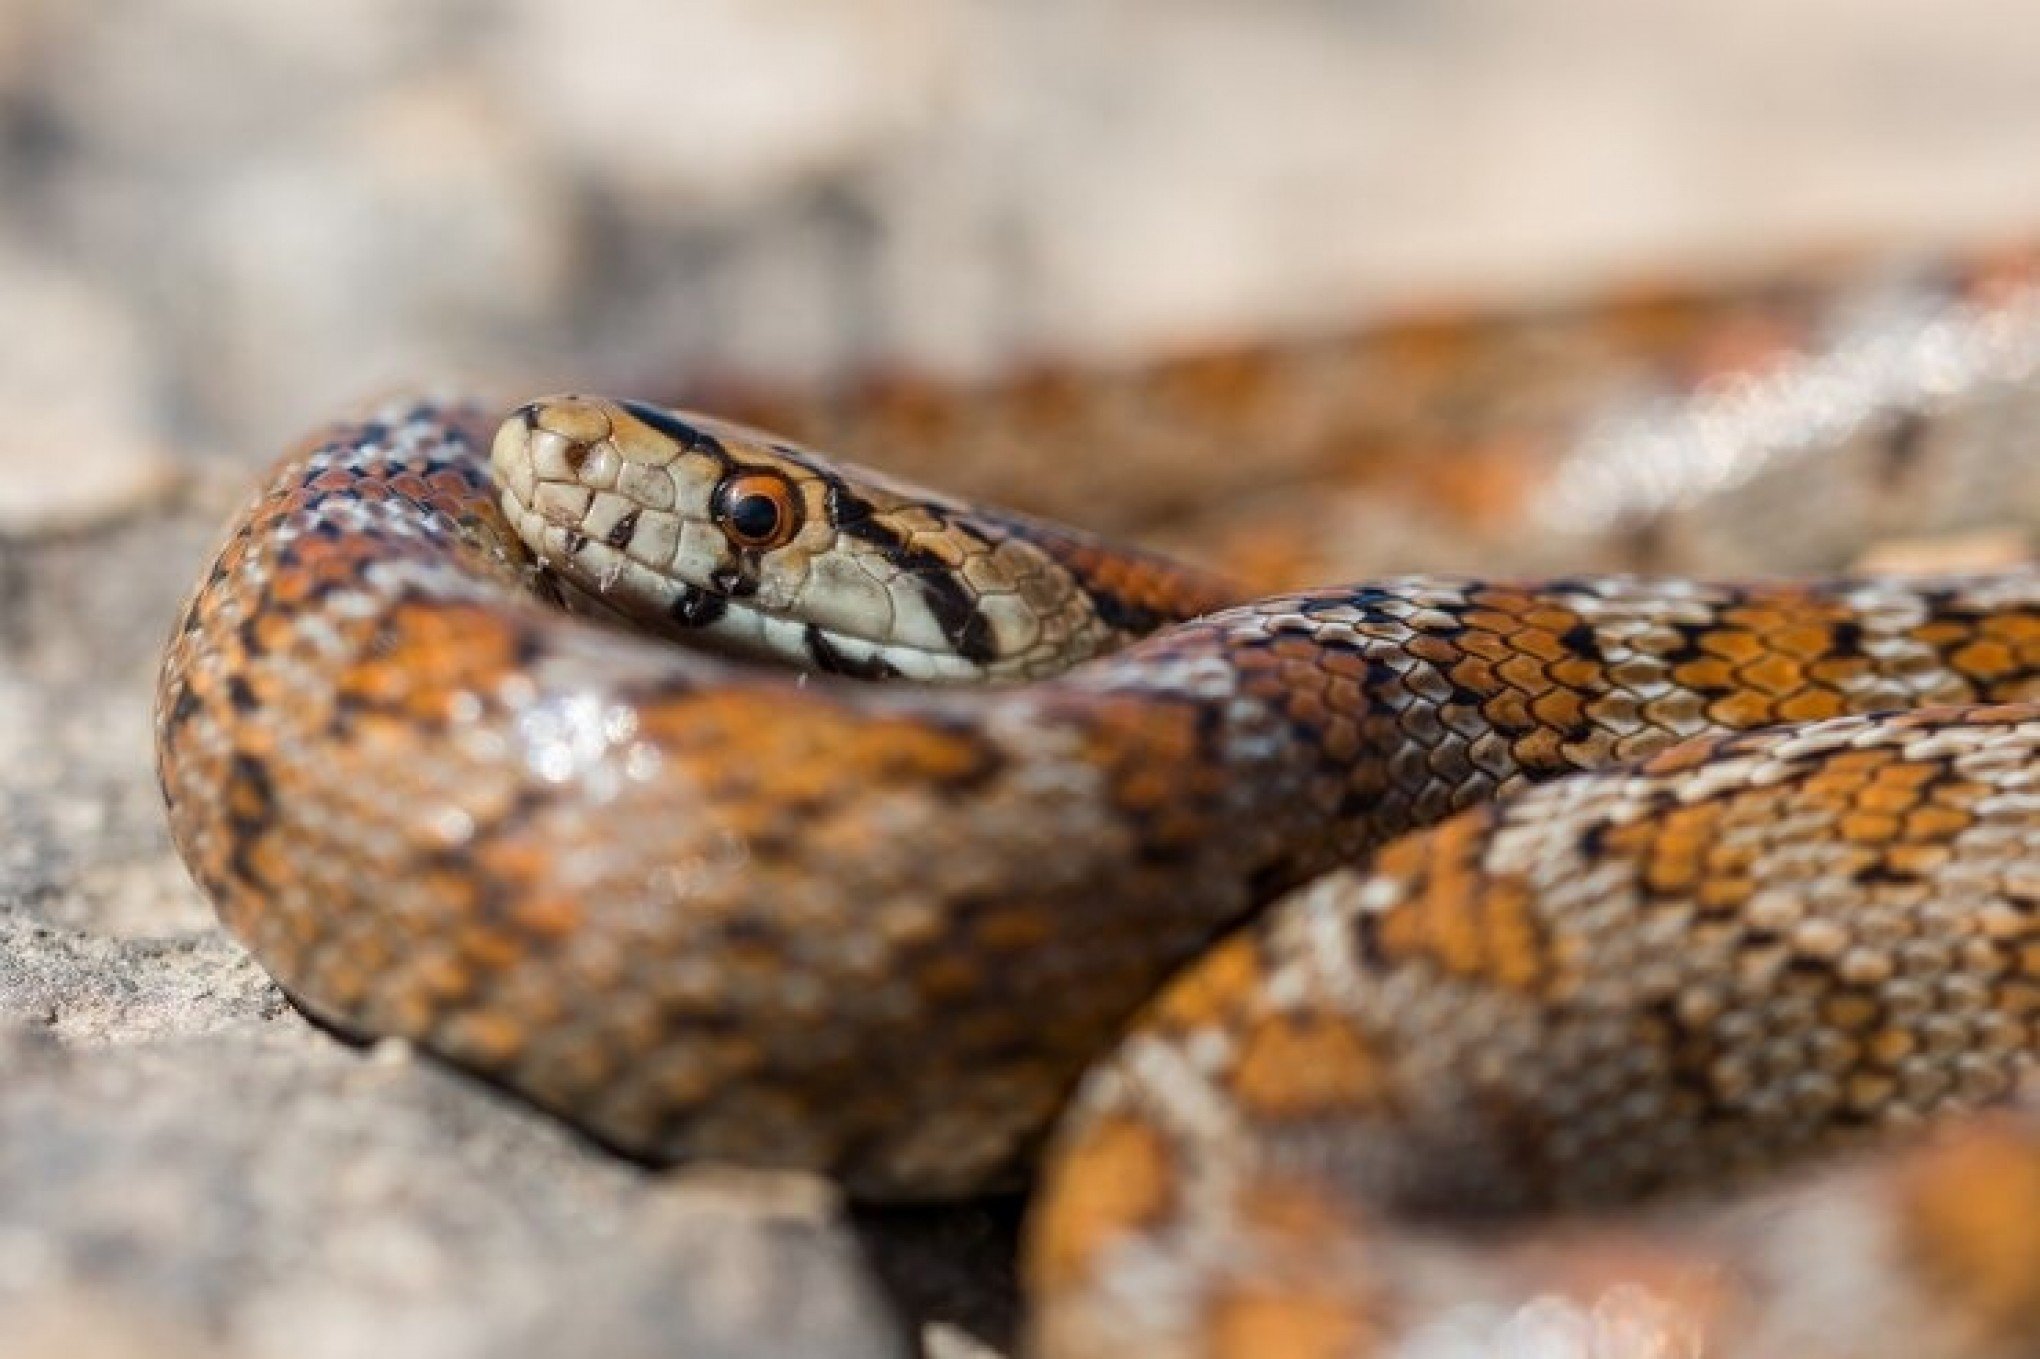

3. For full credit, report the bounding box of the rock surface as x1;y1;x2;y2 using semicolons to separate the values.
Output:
1;3;2037;1357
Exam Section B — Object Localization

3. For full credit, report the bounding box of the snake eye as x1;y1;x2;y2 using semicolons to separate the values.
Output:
712;471;802;550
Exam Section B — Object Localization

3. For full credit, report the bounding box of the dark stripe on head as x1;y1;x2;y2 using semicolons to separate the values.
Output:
834;512;997;663
912;571;995;663
605;508;640;549
708;563;761;599
821;475;877;528
668;584;726;629
986;513;1178;638
1085;588;1169;638
620;399;727;457
805;625;900;680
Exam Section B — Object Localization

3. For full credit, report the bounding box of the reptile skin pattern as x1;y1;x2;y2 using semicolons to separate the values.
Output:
156;261;2040;1359
1031;707;2040;1359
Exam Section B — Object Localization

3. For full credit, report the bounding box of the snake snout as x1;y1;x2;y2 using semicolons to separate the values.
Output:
491;396;622;526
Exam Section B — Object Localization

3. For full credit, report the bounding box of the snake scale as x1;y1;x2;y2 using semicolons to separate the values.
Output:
156;257;2040;1359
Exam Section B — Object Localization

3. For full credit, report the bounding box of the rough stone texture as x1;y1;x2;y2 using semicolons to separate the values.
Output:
0;1032;904;1359
0;3;2037;1357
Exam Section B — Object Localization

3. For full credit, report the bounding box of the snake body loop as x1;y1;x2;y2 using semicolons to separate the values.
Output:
157;273;2040;1357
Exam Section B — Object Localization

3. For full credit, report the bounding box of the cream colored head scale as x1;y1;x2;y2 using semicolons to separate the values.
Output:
492;395;1229;682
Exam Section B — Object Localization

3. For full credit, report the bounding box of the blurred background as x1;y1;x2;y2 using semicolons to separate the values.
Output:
5;0;2040;536
1;4;2038;1358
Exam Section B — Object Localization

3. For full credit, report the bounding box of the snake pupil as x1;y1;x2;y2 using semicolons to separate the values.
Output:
714;471;801;549
729;494;780;541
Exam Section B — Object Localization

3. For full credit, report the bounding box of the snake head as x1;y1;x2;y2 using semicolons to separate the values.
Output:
492;395;1227;681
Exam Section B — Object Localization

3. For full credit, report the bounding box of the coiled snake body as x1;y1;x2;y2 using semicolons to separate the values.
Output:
157;263;2040;1358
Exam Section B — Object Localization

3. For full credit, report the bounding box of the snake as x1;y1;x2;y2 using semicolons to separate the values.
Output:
154;259;2040;1359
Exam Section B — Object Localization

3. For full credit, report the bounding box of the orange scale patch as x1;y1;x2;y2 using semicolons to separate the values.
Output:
1492;653;1554;692
1703;691;1780;730
440;1010;529;1068
1111;765;1182;814
1269;636;1325;663
1808;654;1874;684
402;949;479;1007
1898;1118;2040;1340
413;866;483;917
1206;1285;1377;1359
1775;688;1848;723
510;893;584;939
1547;656;1606;689
974;905;1058;951
1929;775;1995;806
248;609;304;659
914;954;983;1002
1879;760;1944;788
1904;804;1975;840
1694;875;1755;913
1318;648;1377;682
1858;779;1929;815
1700;628;1769;664
1839;812;1903;845
379;602;525;687
1510;627;1572;666
1446;657;1499;696
1457;629;1516;664
1823;991;1882;1033
1952;640;2021;682
1882;842;1954;878
1479;877;1549;991
1285;689;1333;727
1029;1114;1178;1290
453;924;527;973
1980;612;2040;646
1522;604;1584;633
1670;657;1737;691
305;468;361;495
1151;934;1264;1030
1643;853;1704;897
1462;607;1529;636
1370;828;1442;885
1804;746;1889;777
1736;651;1809;697
1228;1010;1390;1119
238;837;296;895
1402;634;1464;668
1912;620;1978;649
473;838;558;893
1485;693;1534;734
1233;1168;1367;1251
1772;623;1843;659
